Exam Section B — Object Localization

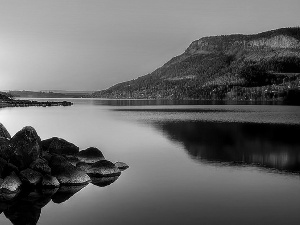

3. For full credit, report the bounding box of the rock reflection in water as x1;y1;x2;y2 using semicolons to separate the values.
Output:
0;175;119;225
91;175;120;187
51;185;87;204
154;121;300;174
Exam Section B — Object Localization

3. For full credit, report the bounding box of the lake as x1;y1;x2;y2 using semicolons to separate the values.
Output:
1;99;300;225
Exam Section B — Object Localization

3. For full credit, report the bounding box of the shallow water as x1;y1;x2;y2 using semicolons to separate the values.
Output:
1;99;300;225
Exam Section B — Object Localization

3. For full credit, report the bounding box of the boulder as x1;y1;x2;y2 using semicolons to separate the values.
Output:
41;151;52;162
30;158;51;174
41;174;59;187
41;175;60;188
0;123;11;139
76;162;91;172
40;138;55;151
20;169;42;186
0;139;10;162
77;147;105;164
85;160;121;177
0;172;22;193
0;157;18;179
49;155;90;185
64;155;80;166
0;137;9;145
0;126;41;170
115;161;129;170
45;137;79;156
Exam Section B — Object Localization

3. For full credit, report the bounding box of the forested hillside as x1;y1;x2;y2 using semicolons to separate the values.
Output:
92;27;300;100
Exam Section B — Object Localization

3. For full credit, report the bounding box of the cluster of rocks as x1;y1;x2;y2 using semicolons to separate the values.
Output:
0;123;128;198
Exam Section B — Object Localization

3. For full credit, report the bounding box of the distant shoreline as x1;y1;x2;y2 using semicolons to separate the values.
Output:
0;99;73;108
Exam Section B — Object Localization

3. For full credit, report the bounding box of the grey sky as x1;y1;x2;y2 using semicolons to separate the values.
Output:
0;0;299;91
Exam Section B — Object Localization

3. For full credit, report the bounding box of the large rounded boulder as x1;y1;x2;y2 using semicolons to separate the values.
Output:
0;123;11;139
49;155;90;185
77;147;105;164
1;127;41;170
85;160;121;177
43;137;79;156
0;172;22;193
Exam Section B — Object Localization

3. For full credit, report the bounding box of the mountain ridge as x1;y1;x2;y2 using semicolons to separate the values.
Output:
92;27;300;99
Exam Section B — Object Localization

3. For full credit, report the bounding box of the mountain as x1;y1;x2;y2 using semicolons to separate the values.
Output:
92;27;300;99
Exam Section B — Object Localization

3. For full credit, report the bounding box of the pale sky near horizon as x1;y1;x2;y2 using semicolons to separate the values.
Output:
0;0;299;91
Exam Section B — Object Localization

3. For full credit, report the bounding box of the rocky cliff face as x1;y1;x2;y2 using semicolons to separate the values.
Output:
185;34;300;56
185;36;244;54
249;35;300;49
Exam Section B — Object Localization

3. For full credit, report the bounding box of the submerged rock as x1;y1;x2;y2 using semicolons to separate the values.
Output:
0;123;11;139
77;147;105;164
86;160;121;177
45;137;79;156
0;172;22;193
49;155;90;185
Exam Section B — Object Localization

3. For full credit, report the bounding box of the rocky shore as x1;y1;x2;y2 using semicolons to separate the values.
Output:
0;123;128;223
0;93;73;108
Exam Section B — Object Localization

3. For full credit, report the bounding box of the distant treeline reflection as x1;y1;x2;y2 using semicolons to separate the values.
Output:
154;121;300;174
93;99;287;106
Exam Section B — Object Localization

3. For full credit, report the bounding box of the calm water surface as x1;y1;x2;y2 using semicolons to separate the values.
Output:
1;99;300;225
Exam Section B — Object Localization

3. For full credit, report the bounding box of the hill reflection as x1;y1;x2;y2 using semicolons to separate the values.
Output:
153;121;300;174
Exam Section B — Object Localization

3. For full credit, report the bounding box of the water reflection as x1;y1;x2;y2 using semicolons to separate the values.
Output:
91;99;285;106
91;176;120;187
0;177;119;225
92;99;216;106
153;121;300;174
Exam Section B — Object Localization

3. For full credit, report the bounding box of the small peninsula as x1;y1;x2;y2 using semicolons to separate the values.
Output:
0;93;72;108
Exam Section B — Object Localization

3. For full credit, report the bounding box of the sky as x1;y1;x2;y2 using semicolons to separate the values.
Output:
0;0;299;91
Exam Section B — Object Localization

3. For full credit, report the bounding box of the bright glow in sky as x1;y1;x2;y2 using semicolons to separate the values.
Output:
0;0;299;91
